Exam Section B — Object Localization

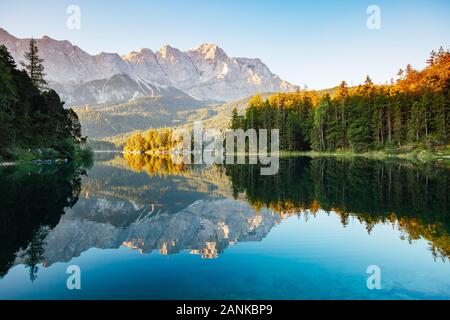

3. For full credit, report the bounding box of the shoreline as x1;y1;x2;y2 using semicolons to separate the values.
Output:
279;150;450;162
116;148;450;163
3;150;450;168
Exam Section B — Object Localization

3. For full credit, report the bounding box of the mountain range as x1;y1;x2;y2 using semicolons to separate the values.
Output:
0;28;296;105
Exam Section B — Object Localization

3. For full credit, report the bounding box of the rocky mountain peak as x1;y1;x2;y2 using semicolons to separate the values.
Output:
123;48;155;61
0;28;297;103
0;27;14;38
190;43;227;60
157;44;182;58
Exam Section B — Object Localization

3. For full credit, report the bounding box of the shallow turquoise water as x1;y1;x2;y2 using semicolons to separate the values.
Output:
0;156;449;299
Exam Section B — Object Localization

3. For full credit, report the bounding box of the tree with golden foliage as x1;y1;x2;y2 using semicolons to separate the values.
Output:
124;128;180;153
234;48;449;152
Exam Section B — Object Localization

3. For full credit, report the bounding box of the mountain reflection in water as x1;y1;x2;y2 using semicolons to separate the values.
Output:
0;154;449;299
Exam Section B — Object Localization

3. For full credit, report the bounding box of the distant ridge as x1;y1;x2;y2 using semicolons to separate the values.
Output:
0;27;297;105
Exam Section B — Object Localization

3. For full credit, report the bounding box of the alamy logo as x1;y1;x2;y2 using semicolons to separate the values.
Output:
366;265;381;290
366;5;381;30
172;121;280;175
66;5;81;30
66;265;81;290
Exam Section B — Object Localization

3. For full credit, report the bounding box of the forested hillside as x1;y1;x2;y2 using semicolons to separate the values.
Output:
232;48;450;153
74;95;209;138
0;41;89;161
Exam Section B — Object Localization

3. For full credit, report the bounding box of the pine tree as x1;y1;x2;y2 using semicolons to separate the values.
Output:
437;46;445;63
347;99;372;151
312;97;329;151
426;50;437;66
65;108;85;144
0;45;16;148
231;108;241;130
432;93;448;143
407;101;422;142
286;111;300;150
21;38;47;91
364;75;373;88
334;81;349;149
0;46;17;108
405;64;415;79
392;100;404;147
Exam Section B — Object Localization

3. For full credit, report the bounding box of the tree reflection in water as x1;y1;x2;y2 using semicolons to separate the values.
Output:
0;164;87;280
1;155;448;284
224;157;450;260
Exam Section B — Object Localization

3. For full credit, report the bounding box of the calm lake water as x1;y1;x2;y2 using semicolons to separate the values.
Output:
0;154;449;299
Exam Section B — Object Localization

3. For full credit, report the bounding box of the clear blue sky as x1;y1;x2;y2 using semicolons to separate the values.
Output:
1;0;449;89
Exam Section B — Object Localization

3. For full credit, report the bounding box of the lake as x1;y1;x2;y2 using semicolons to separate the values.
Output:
0;154;449;299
